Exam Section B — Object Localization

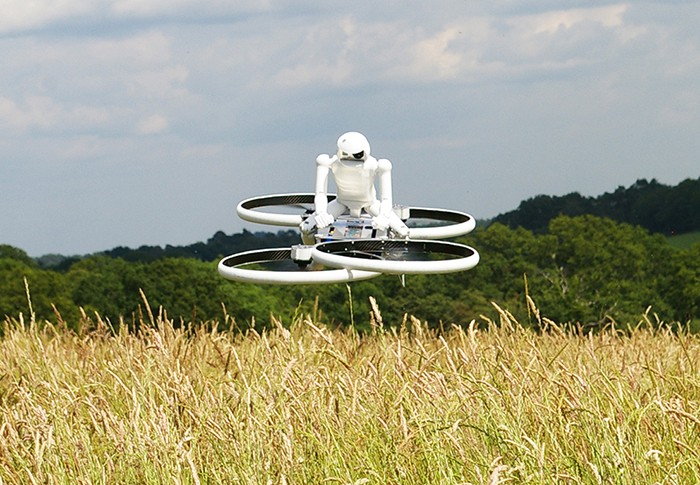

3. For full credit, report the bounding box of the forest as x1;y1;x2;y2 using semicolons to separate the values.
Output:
494;177;700;234
1;177;699;332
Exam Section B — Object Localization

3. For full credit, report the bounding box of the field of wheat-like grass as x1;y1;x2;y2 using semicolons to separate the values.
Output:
0;298;699;484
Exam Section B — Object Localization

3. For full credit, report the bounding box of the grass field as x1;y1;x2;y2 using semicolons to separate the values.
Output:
667;231;700;250
1;299;699;484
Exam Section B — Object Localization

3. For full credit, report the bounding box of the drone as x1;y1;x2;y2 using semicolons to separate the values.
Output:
218;132;480;285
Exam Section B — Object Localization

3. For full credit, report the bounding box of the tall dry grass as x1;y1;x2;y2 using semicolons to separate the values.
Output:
0;298;699;484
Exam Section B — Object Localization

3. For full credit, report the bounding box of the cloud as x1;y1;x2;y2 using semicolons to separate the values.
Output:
0;0;281;35
512;4;628;35
109;0;273;18
410;28;466;80
271;17;483;88
0;95;111;133
0;96;55;131
137;113;169;135
0;30;194;140
85;31;175;68
0;0;93;34
268;4;650;92
129;65;190;99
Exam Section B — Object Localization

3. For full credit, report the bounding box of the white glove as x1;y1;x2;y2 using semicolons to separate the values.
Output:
314;211;335;229
391;221;410;238
372;214;390;231
378;213;409;237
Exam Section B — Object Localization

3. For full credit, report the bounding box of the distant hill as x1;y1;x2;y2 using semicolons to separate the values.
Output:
493;177;700;235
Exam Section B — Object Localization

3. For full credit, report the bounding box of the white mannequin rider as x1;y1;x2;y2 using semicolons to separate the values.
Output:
300;131;409;241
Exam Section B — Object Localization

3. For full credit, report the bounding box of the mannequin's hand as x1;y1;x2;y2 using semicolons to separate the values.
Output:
314;211;335;229
372;214;390;231
391;220;410;238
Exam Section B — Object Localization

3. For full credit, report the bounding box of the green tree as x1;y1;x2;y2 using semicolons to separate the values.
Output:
0;244;37;266
547;215;674;324
0;257;74;324
66;256;141;322
665;243;700;327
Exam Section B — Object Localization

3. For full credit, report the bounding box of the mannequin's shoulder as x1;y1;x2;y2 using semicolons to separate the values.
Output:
315;154;336;167
376;158;392;171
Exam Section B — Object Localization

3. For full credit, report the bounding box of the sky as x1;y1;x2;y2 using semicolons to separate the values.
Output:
1;1;699;257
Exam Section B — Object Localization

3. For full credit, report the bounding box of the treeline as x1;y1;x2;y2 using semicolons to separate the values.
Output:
37;230;300;270
494;177;700;234
101;230;301;263
2;215;699;332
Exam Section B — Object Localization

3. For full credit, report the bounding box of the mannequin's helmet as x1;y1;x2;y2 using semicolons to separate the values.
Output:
337;132;370;161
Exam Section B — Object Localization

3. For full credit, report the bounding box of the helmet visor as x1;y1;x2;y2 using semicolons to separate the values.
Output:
339;150;365;160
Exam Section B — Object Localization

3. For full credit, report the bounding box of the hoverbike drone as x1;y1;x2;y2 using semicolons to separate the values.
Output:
218;193;480;285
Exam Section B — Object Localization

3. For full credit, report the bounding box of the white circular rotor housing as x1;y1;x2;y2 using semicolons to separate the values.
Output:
311;239;480;275
236;193;321;227
406;207;476;239
236;193;476;238
218;247;380;285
